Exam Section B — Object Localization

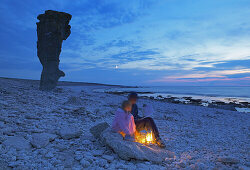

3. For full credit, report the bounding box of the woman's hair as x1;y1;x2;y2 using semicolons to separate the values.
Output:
121;100;131;109
128;92;138;99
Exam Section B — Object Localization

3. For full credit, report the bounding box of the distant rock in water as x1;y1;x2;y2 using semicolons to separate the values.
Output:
37;10;71;91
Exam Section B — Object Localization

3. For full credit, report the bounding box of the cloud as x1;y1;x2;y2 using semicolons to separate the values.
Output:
151;69;250;83
1;0;250;85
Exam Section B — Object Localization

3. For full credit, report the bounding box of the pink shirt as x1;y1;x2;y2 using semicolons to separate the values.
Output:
112;108;136;136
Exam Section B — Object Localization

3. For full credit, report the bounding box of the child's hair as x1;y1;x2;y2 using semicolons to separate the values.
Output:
121;100;131;109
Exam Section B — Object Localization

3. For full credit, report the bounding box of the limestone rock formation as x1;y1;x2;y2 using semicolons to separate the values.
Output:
37;10;71;90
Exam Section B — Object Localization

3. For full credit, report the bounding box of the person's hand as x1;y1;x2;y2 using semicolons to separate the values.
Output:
124;134;135;142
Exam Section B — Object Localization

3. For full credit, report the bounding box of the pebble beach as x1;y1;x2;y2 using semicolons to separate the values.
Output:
0;77;249;169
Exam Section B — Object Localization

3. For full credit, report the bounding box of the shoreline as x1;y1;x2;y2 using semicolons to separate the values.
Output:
0;77;134;88
97;90;250;113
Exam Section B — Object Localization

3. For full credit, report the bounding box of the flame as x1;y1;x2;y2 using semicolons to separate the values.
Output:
119;131;126;138
119;130;155;145
146;131;154;143
135;130;155;144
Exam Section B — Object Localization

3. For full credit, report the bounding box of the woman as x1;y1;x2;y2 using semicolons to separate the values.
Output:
112;100;165;148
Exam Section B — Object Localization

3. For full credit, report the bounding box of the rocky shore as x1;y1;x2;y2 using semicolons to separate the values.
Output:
0;78;249;169
105;91;250;112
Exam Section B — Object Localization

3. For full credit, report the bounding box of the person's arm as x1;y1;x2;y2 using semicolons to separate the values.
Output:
124;115;136;141
118;114;134;135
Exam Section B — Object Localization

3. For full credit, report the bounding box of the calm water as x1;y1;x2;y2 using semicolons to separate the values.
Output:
112;86;250;98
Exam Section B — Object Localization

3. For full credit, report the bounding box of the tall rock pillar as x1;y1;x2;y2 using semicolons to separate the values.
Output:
37;10;71;90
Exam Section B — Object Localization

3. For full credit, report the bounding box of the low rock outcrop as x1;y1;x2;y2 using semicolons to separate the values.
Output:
90;123;174;163
31;133;57;148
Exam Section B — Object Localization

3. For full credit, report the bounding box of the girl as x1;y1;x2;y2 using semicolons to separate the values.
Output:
112;100;165;148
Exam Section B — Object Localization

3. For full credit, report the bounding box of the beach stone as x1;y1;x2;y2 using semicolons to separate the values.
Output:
45;152;54;158
99;128;175;163
102;155;114;162
0;121;4;128
80;159;90;168
3;136;31;150
217;157;240;164
97;158;108;167
31;133;57;148
59;126;82;139
0;160;9;170
65;96;83;105
25;114;40;120
90;122;110;138
92;150;104;156
178;162;186;168
189;162;207;170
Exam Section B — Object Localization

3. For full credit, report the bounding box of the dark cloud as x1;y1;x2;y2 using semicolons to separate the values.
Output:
109;49;159;62
213;59;250;68
226;73;250;78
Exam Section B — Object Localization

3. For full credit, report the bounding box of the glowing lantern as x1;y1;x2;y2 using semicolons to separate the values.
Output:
135;130;155;145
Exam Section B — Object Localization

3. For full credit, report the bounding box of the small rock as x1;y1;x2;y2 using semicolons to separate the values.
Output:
8;160;24;167
190;162;207;170
45;152;54;158
31;133;57;148
59;126;82;139
54;143;69;151
217;157;240;164
165;157;175;164
0;100;8;106
84;152;95;163
0;121;4;128
97;159;108;167
65;96;83;105
0;160;9;169
75;154;83;161
75;151;84;161
82;139;92;145
90;122;110;138
80;159;90;168
25;114;40;120
102;155;114;162
178;162;186;168
3;136;31;150
92;150;104;156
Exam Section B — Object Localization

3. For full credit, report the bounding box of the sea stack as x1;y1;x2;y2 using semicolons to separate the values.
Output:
37;10;71;90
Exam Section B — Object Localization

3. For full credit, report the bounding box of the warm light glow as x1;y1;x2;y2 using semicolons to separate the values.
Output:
135;130;155;145
119;131;126;138
145;131;154;143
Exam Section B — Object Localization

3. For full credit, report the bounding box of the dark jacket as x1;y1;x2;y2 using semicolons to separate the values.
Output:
131;104;141;120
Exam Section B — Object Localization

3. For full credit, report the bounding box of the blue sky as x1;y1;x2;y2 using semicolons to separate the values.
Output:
0;0;250;86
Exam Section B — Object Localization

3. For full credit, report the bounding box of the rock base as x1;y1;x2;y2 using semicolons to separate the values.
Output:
90;123;174;163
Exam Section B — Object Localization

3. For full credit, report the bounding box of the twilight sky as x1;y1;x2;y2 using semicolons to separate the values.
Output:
0;0;250;86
